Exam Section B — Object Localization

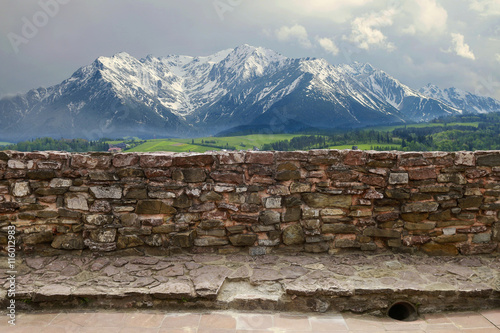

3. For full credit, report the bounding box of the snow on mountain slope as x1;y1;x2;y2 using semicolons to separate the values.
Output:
1;45;498;141
420;84;500;114
339;63;462;122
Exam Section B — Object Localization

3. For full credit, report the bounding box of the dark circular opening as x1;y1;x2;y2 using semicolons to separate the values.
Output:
387;301;418;321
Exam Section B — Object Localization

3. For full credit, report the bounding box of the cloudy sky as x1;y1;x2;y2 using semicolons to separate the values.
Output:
1;0;499;99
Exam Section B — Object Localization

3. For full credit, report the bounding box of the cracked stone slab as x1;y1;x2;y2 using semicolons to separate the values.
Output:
250;269;283;284
228;266;251;281
191;265;232;298
284;271;351;296
158;264;184;277
34;284;72;301
150;280;195;299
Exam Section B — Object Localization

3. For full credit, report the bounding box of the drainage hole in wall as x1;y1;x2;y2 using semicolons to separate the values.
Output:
387;301;418;321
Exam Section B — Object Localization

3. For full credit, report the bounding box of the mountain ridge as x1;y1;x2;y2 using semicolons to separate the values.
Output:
0;45;498;141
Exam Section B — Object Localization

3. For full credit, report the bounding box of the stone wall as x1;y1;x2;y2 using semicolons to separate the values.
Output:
0;150;499;256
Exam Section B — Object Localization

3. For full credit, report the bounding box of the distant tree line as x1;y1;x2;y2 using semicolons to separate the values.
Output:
2;137;109;152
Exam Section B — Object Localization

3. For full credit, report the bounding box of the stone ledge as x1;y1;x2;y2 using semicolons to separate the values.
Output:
2;253;499;314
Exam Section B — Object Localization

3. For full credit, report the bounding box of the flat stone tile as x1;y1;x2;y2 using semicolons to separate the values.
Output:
77;328;122;333
343;314;388;331
309;315;348;331
122;312;165;328
119;327;161;333
50;312;94;328
235;313;274;330
422;313;454;325
158;329;197;333
84;312;128;328
481;309;500;326
383;319;427;331
15;312;59;326
199;313;236;330
274;314;311;331
461;328;500;333
161;314;200;329
424;323;461;331
446;312;496;329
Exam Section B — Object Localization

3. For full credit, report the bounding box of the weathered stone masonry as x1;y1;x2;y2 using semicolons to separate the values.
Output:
0;150;499;256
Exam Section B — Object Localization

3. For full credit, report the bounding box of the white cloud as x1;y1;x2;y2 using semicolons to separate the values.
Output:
401;0;448;35
469;0;500;16
275;24;312;49
316;37;339;56
344;9;396;51
496;54;500;63
450;33;476;60
272;0;375;23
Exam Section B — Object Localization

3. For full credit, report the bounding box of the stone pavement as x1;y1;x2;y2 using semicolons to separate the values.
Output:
1;253;499;314
1;309;500;332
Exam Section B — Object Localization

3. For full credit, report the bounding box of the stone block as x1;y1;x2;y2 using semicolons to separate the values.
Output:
116;235;144;249
172;154;215;167
194;237;229;247
404;222;436;231
302;193;352;208
264;197;282;208
385;189;410;199
12;182;30;197
210;171;243;184
282;224;305;245
388;173;409;185
401;202;439;213
229;234;257;246
152;224;176;234
472;233;491;244
437;173;466;185
259;210;281;225
90;186;122;199
408;167;437;180
172;231;196;247
27;170;56;180
173;194;192;209
421;242;458;256
322;223;357;234
139;153;173;168
24;231;54;245
455;152;475;166
50;178;72;188
89;229;117;243
276;170;301;181
245;152;274;165
476;154;500;166
117;168;145;178
363;227;400;238
283;206;301;222
51;234;85;250
458;196;483;209
200;191;223;202
434;234;468;243
113;153;139;167
65;193;89;211
335;239;361;248
136;200;177;215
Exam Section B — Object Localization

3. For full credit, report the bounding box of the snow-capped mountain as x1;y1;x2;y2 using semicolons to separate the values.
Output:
339;63;463;122
419;84;500;114
0;45;498;141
